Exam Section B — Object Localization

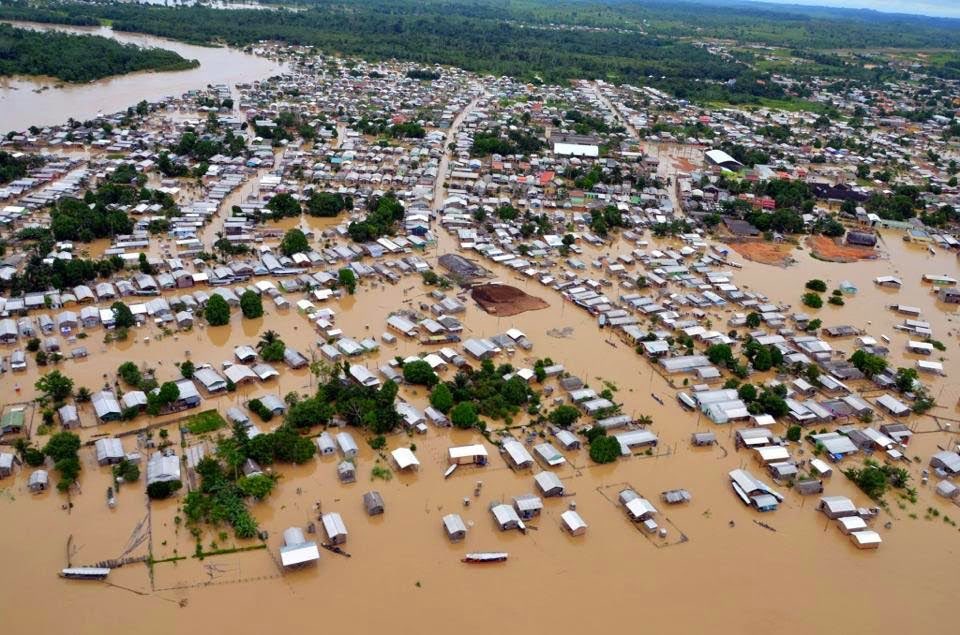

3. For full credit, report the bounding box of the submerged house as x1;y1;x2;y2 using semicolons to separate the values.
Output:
534;471;565;497
561;510;588;536
491;503;523;531
512;494;543;520
91;391;122;423
442;513;467;542
448;444;488;466
337;460;357;484
28;469;49;492
818;496;858;519
502;439;535;470
728;468;783;512
363;491;385;516
321;512;348;545
279;527;320;568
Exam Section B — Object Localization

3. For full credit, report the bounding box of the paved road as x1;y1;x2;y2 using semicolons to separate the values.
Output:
432;94;481;213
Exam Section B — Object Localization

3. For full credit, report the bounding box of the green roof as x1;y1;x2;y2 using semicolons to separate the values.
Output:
1;408;25;431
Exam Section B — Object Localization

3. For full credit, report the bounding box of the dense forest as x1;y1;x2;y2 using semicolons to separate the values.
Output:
0;151;44;185
0;22;198;82
0;1;957;98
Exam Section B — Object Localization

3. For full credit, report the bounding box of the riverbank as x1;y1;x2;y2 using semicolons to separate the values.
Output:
0;21;285;131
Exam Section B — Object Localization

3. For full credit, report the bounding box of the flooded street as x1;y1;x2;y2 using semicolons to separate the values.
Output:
0;22;286;130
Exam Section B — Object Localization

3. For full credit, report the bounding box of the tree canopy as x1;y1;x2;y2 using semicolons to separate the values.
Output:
280;228;309;256
0;23;198;83
204;294;231;326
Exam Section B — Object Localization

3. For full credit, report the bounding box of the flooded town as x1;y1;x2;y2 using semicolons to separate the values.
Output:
2;21;959;635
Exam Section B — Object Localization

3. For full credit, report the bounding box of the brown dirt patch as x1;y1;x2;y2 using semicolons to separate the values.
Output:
471;283;549;317
808;235;877;263
674;157;697;173
726;239;795;267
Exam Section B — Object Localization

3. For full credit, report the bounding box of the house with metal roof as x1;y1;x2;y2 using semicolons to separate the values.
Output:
809;431;858;458
336;431;359;458
349;364;380;388
619;489;658;522
391;447;420;471
534;471;565;497
146;452;181;485
442;513;467;542
818;496;858;519
57;404;79;429
91;391;122;422
280;527;320;568
491;503;523;531
322;512;349;545
0;452;19;478
930;451;960;476
512;494;543;520
502;439;534;470
194;367;227;393
728;469;783;512
363;491;385;516
533;443;565;467
561;510;588;536
337;460;356;483
448;444;488;465
315;431;336;456
94;438;124;466
172;379;202;409
28;469;49;491
555;429;580;450
615;430;658;455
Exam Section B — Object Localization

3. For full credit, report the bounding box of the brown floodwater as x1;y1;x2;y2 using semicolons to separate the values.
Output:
2;92;959;630
1;22;286;131
1;223;958;634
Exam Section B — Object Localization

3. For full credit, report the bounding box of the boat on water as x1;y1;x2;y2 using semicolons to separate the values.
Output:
60;567;110;580
461;552;508;563
106;487;116;509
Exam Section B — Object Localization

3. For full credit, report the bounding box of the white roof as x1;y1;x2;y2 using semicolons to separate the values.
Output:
321;512;348;538
391;447;420;470
850;530;882;546
491;503;521;526
448;444;488;459
755;446;791;463
442;513;467;535
561;510;587;533
625;497;657;518
838;516;867;532
820;496;856;514
279;541;320;566
502;439;534;466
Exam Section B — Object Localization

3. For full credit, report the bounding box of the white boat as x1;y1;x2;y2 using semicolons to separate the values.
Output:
60;567;110;580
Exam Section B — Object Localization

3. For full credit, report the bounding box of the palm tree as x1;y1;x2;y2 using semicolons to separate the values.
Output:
257;330;280;352
636;414;653;427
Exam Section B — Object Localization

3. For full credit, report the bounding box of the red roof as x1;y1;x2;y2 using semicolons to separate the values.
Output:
539;171;555;185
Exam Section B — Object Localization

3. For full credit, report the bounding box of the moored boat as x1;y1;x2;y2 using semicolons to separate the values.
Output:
461;552;508;563
60;567;110;580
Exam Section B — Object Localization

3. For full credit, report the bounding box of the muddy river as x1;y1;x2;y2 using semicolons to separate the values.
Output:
0;22;286;131
0;216;958;633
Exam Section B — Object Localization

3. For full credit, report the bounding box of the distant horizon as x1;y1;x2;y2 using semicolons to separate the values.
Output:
751;0;960;19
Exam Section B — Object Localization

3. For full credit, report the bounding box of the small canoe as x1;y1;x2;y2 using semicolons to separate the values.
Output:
462;552;508;563
60;567;110;580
